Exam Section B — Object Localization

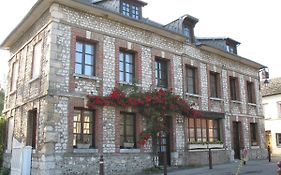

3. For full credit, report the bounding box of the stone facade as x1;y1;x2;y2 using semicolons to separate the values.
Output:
2;1;267;174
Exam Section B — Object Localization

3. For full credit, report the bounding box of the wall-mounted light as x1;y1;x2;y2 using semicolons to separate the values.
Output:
259;66;270;88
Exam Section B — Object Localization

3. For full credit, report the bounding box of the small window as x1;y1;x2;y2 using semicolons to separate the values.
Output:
210;72;220;98
120;113;136;149
75;40;95;76
32;41;42;79
155;58;168;88
276;133;281;147
26;109;37;149
73;109;95;148
226;45;235;54
121;1;141;19
250;123;258;146
119;50;135;83
247;81;256;103
229;76;239;100
186;66;198;94
10;61;19;92
183;25;190;38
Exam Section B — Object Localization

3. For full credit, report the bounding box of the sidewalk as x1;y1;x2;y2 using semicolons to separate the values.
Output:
149;156;280;175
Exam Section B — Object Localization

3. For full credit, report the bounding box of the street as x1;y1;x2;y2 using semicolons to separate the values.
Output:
149;156;281;175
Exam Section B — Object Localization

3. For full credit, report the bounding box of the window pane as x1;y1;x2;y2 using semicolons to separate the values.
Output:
119;72;124;82
85;54;93;65
76;53;83;63
75;64;82;74
85;44;93;54
76;42;83;52
85;65;93;76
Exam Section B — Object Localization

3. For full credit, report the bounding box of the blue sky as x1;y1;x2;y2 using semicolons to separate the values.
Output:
0;0;280;88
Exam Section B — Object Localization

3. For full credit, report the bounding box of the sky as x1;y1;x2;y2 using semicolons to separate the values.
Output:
0;0;280;88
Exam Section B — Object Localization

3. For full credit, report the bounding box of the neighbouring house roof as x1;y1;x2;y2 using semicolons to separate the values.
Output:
261;77;281;97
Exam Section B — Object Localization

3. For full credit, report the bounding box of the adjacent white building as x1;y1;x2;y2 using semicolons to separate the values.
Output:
262;77;281;155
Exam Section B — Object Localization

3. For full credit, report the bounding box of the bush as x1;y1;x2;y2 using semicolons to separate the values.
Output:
0;167;10;175
0;116;6;168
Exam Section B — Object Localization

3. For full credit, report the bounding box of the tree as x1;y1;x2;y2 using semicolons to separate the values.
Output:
0;89;4;115
87;86;200;174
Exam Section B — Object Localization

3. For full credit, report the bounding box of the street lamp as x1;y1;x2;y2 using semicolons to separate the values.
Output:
259;66;270;89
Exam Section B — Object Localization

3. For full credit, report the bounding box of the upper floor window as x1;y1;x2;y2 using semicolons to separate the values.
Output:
210;72;220;98
187;118;220;142
186;66;198;94
73;109;95;148
250;123;258;146
247;81;256;103
121;1;141;19
155;58;168;88
229;76;239;101
120;112;136;149
75;41;95;76
119;50;135;83
10;61;19;92
32;41;42;79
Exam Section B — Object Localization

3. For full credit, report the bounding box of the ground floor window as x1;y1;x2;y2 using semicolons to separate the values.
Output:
187;118;220;143
276;133;281;147
250;123;258;146
120;112;136;149
73;109;95;148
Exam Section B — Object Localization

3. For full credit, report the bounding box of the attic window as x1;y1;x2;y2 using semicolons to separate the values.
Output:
226;44;235;54
183;25;190;38
121;1;141;19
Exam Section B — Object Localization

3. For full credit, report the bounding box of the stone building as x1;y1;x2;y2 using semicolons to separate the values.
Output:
262;77;281;155
1;0;267;174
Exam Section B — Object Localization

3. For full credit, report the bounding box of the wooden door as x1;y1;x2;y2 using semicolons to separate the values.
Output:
233;121;241;159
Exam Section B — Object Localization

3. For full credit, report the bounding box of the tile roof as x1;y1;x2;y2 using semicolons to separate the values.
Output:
261;77;281;96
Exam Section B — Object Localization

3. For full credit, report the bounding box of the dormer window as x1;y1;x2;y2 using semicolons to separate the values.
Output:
226;44;235;54
120;0;142;19
183;25;190;38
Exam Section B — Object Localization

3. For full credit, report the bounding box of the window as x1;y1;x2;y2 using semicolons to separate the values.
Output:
187;118;220;142
183;25;190;38
120;113;136;149
226;44;235;54
75;41;95;76
32;41;42;79
247;81;256;103
121;1;141;19
73;109;95;148
276;133;281;147
119;50;135;83
210;72;220;98
250;123;258;146
155;59;168;88
10;61;19;91
26;109;37;149
229;76;239;100
186;66;198;94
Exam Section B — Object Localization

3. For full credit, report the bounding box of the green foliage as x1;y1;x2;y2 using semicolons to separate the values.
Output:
0;90;4;115
0;116;6;168
0;167;10;175
189;140;223;145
